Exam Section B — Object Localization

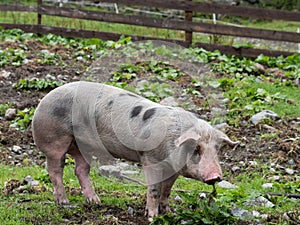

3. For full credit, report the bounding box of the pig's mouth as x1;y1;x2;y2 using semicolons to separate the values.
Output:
204;174;222;185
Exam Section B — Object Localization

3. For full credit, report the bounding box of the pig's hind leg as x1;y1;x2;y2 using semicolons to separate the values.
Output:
42;137;72;205
68;143;100;204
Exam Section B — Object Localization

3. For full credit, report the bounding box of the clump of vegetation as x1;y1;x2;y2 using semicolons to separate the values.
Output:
107;60;181;102
37;50;66;66
0;103;14;116
11;107;35;131
13;78;64;91
152;192;236;225
136;82;174;103
110;60;183;83
0;48;26;66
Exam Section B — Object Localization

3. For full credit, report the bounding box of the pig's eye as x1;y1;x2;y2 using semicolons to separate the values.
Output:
191;146;201;163
195;145;202;155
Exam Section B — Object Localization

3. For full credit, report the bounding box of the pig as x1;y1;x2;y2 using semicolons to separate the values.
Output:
32;81;238;221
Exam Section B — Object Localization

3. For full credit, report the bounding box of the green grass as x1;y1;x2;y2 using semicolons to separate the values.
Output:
223;77;300;120
0;163;299;224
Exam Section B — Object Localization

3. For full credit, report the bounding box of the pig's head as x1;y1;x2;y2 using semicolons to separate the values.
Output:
174;120;238;185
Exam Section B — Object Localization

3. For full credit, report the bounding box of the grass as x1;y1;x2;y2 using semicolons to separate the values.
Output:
0;162;299;224
223;77;300;120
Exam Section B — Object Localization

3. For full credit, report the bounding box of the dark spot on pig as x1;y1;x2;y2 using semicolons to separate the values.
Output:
50;96;72;119
143;108;156;121
131;105;143;118
141;129;151;139
52;106;67;118
107;100;114;107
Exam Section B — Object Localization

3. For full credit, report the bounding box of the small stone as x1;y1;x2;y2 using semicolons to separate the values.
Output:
174;195;182;202
24;175;39;186
57;74;69;81
40;49;49;53
262;183;273;189
28;150;34;155
5;108;17;120
222;98;230;104
127;206;134;215
217;180;237;189
270;175;280;181
231;166;240;172
0;70;11;79
160;96;178;107
98;165;121;177
199;193;207;198
239;161;245;166
287;159;295;165
244;196;274;208
249;161;258;166
254;63;265;73
285;168;294;175
118;162;130;169
252;210;261;217
250;110;278;125
12;145;22;154
45;74;56;80
231;208;252;219
76;56;86;61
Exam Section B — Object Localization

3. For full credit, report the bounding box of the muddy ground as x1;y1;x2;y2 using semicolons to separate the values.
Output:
0;39;299;224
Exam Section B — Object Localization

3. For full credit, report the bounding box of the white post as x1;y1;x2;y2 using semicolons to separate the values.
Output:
114;3;119;14
213;13;217;24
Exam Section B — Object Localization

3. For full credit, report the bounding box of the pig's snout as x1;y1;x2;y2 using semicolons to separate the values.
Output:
204;173;222;185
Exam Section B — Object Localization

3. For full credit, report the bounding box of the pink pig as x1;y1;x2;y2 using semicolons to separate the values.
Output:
32;81;237;221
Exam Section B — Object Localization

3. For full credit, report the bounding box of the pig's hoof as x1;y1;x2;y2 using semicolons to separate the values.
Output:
86;196;100;204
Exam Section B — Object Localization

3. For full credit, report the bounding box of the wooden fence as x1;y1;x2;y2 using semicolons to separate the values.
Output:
0;0;300;57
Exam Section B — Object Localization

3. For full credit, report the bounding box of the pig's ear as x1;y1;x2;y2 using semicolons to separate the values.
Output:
175;129;201;147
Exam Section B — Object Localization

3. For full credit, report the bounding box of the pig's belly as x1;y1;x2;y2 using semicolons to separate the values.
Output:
104;141;142;162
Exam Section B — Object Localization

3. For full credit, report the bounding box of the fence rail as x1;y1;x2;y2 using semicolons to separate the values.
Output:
0;0;299;58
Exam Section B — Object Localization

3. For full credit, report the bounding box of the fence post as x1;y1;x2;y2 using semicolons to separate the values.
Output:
37;0;42;25
185;0;193;47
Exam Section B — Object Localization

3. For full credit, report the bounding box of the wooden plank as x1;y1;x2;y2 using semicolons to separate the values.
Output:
38;5;300;43
98;0;300;22
0;23;295;58
193;42;294;58
0;4;37;12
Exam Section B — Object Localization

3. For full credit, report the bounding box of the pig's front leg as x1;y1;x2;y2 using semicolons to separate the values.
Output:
145;183;161;222
159;174;178;214
68;145;100;204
